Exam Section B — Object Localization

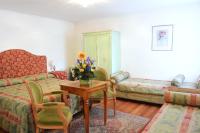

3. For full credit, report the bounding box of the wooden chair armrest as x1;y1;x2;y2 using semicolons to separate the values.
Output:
43;90;63;96
43;102;65;106
110;79;116;84
106;80;111;86
36;102;65;109
107;79;116;94
168;86;200;94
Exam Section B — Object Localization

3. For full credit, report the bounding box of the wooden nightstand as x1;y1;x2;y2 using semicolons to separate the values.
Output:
50;71;67;80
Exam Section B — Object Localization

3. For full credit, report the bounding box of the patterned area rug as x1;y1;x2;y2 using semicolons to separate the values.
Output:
47;106;150;133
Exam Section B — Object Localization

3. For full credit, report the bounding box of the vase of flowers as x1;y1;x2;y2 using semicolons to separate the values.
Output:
71;52;95;86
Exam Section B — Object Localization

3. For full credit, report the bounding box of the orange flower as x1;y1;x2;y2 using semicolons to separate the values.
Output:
78;52;86;59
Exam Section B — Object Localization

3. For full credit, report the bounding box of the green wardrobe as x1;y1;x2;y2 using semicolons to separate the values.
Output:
83;31;121;76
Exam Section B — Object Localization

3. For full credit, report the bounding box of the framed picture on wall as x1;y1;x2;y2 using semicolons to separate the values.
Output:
152;25;173;51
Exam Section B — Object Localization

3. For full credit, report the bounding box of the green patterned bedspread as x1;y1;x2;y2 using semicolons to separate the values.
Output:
0;76;81;133
117;78;171;96
142;103;200;133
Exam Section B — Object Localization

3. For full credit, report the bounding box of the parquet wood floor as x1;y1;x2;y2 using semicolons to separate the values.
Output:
98;98;161;119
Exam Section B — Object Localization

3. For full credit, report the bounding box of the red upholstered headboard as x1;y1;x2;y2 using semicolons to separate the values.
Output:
0;49;47;79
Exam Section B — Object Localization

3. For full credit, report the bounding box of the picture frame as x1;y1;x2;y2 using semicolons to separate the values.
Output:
152;25;173;51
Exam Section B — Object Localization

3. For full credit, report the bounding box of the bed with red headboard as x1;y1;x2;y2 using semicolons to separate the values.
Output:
0;49;47;79
0;49;80;133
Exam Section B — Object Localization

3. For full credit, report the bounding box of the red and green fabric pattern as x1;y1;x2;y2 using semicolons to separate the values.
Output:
0;73;55;87
0;78;25;87
164;91;200;107
142;91;200;133
20;73;55;82
50;71;67;80
0;79;10;87
116;78;170;96
142;103;200;133
0;75;81;133
0;49;47;79
0;78;61;133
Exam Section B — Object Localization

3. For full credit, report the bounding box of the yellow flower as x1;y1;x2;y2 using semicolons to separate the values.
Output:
78;52;86;60
83;64;86;68
80;69;84;72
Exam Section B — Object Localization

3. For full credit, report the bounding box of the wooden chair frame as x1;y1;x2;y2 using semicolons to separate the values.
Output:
91;67;117;116
26;82;71;133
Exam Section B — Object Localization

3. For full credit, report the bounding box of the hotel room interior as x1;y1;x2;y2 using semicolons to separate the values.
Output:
0;0;200;133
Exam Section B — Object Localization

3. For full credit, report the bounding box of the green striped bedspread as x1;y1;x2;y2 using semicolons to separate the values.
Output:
117;78;171;96
0;75;80;133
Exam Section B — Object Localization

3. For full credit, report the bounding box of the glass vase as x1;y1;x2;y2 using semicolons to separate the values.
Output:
79;79;91;86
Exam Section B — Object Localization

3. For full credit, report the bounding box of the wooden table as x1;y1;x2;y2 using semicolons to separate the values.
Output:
60;80;108;133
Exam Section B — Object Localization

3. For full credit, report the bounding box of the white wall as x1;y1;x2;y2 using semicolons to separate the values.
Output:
74;4;200;82
0;9;74;71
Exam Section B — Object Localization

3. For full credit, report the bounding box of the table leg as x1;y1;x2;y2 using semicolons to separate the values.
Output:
104;89;107;126
63;91;69;106
83;98;89;133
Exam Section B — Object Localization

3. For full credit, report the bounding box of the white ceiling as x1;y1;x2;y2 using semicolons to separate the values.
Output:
0;0;199;22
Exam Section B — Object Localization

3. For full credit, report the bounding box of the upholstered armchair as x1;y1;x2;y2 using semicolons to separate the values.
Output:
26;81;72;133
90;67;117;116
